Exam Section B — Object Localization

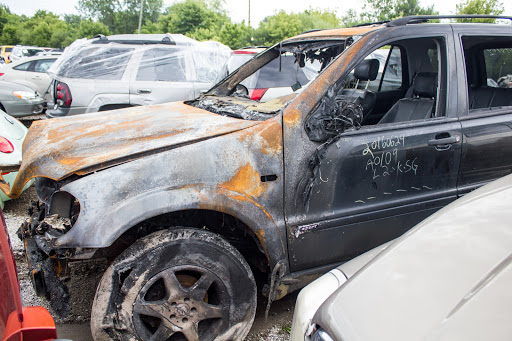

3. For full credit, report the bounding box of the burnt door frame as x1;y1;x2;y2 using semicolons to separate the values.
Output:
283;26;461;273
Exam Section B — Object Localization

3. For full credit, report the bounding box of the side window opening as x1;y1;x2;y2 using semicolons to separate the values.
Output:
34;59;54;73
13;62;31;71
304;36;447;143
344;45;403;92
379;46;403;92
463;36;512;113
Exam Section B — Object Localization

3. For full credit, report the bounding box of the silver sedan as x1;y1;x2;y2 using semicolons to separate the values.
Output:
0;80;45;117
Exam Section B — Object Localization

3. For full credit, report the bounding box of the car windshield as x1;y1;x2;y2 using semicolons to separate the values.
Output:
189;39;351;121
22;49;44;56
229;53;321;94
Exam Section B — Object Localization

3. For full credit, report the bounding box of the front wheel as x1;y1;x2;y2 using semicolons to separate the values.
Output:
91;228;257;341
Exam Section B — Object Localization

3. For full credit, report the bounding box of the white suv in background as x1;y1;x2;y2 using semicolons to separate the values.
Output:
46;34;231;117
227;47;322;102
9;46;46;63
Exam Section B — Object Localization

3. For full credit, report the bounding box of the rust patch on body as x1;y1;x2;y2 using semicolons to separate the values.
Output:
285;25;383;42
282;109;301;128
256;121;283;155
220;163;264;198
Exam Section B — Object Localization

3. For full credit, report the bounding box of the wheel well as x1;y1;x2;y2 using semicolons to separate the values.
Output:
98;209;270;275
98;104;133;112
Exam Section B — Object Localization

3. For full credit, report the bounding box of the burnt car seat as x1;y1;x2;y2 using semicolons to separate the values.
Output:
340;59;379;121
378;72;438;124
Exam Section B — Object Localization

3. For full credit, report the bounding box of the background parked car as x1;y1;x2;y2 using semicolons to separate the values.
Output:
0;81;45;117
0;56;58;101
291;173;512;341
0;110;34;209
36;48;63;57
0;205;58;340
9;46;45;63
227;47;322;101
0;45;14;64
46;33;231;117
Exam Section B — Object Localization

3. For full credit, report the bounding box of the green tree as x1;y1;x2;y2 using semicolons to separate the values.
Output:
139;20;161;34
77;0;163;34
0;5;111;48
360;0;437;22
218;21;254;49
393;0;437;17
15;11;66;47
253;11;302;46
0;22;21;45
0;5;11;37
455;0;504;22
340;9;366;27
163;0;229;35
0;6;22;44
74;20;111;38
298;9;341;31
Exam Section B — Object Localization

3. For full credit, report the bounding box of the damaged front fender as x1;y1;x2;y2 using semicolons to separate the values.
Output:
41;116;287;270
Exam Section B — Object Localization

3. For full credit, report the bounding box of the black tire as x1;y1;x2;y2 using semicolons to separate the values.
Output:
91;228;257;341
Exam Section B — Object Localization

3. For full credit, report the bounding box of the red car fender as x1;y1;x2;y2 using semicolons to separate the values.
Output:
0;207;58;341
3;307;57;341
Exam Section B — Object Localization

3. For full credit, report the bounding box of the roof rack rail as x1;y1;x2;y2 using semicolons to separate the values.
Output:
353;20;390;27
91;38;176;45
387;15;512;27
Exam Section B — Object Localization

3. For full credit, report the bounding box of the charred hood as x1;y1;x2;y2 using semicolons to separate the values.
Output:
1;102;260;199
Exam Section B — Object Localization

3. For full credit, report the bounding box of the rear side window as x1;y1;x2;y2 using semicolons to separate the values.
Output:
34;59;55;73
463;36;512;111
59;47;134;80
5;47;12;52
136;47;187;82
484;48;512;88
13;61;31;71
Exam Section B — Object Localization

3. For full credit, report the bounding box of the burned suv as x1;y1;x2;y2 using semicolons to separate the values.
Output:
2;15;512;340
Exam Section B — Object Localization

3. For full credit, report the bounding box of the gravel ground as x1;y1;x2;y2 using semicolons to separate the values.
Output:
3;186;294;340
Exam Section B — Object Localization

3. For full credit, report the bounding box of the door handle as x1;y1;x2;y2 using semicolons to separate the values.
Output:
428;136;460;146
137;89;152;94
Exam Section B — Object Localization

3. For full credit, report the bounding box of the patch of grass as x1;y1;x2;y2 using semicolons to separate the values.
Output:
281;323;292;334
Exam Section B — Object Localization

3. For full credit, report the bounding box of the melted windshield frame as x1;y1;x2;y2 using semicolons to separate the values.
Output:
188;38;353;121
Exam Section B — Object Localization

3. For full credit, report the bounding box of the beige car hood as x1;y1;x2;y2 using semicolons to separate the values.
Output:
0;102;259;199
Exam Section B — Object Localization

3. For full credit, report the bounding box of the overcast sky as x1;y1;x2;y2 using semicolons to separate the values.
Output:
3;0;512;27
